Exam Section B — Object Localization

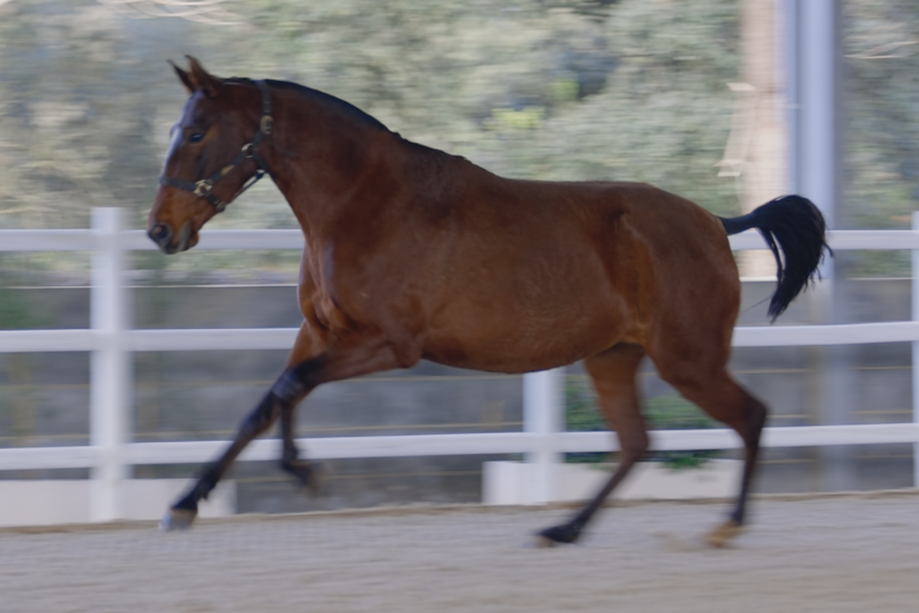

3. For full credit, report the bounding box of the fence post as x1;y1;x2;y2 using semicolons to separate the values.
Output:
89;208;129;522
523;367;565;504
913;213;919;488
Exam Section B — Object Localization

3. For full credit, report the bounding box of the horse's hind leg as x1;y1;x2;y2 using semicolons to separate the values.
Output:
656;364;767;547
538;343;648;546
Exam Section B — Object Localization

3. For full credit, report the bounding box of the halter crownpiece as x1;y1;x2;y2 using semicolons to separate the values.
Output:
159;79;273;213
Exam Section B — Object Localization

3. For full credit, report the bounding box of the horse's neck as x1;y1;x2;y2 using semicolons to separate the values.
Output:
270;100;457;242
264;99;377;229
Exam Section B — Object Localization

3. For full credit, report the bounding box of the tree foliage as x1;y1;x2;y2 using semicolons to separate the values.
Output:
0;0;743;233
844;0;919;228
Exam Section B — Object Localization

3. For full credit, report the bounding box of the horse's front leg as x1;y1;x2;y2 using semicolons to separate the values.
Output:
160;329;405;531
160;322;325;531
159;372;310;531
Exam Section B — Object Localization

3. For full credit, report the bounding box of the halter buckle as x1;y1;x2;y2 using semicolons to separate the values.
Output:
260;115;273;135
193;179;213;198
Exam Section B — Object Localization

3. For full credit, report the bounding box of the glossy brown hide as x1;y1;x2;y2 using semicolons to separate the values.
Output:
150;58;825;546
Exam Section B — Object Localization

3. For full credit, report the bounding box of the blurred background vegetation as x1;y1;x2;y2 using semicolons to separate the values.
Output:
0;0;745;234
1;0;919;267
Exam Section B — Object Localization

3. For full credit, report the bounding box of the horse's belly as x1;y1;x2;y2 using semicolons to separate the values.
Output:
422;298;631;374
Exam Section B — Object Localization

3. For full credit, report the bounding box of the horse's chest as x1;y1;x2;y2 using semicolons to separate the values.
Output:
301;288;350;332
298;265;350;333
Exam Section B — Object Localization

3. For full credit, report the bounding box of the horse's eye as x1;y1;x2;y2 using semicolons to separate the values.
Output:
188;133;204;144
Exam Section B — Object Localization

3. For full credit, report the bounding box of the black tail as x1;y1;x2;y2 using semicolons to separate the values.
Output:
720;195;832;321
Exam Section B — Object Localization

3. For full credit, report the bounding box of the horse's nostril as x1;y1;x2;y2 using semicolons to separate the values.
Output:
148;223;173;246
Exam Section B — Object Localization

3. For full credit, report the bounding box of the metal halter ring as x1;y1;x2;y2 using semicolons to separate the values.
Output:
193;179;213;198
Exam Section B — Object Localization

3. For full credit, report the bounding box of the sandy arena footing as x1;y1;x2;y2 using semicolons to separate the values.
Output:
3;492;918;613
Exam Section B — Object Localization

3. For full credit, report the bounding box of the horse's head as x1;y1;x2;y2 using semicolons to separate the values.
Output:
148;57;271;254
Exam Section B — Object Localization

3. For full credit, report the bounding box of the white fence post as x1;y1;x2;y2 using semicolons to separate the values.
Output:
913;212;919;488
89;208;129;522
523;368;565;504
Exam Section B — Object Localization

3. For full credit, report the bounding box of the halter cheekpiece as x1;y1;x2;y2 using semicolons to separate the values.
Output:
159;79;273;213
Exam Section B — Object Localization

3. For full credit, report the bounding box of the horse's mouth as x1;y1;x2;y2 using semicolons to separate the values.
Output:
175;219;193;252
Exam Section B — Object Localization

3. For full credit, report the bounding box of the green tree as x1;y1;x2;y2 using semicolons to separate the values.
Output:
1;0;742;234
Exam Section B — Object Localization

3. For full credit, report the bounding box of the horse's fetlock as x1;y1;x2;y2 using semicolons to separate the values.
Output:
174;491;201;512
281;446;298;466
280;456;300;473
194;480;214;501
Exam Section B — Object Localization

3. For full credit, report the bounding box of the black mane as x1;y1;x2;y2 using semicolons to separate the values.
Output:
227;77;390;133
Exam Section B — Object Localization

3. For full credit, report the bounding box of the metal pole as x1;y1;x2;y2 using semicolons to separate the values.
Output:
523;368;564;504
89;208;129;522
779;0;798;193
797;0;839;235
912;212;919;487
789;0;838;287
789;0;850;491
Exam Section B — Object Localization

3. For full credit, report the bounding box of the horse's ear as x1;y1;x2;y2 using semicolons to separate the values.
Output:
169;60;196;96
186;55;223;98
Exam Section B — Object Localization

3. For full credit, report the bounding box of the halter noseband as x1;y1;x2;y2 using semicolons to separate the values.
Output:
159;79;274;213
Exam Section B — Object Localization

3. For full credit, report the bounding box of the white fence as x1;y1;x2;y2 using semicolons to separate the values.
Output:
2;207;919;521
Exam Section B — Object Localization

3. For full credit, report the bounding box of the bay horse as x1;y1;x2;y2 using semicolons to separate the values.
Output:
149;57;830;547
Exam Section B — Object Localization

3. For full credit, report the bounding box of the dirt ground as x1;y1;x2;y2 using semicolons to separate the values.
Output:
2;492;919;613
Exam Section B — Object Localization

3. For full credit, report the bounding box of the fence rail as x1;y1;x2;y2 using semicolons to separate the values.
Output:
2;208;919;521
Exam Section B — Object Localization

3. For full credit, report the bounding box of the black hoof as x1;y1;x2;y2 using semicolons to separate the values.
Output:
537;523;582;546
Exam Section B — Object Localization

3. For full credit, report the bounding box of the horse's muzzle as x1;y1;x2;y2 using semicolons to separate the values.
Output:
148;220;192;254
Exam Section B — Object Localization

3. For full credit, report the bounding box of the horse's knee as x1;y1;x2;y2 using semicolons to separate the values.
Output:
271;369;307;405
272;355;326;404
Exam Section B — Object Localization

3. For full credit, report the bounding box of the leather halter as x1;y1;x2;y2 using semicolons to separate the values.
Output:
159;79;273;213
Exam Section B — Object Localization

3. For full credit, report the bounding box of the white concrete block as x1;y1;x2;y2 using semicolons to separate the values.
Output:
0;479;235;527
482;460;740;505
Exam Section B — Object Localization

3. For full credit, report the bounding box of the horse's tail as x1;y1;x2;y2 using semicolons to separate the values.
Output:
719;195;832;322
